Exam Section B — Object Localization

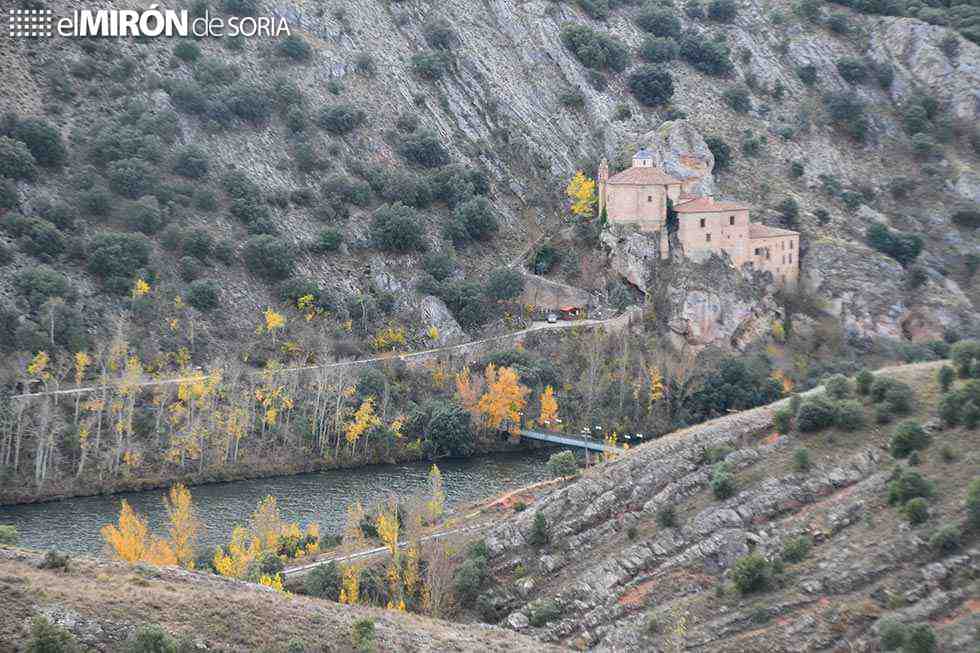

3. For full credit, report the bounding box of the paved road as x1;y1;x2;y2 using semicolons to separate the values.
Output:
11;311;634;401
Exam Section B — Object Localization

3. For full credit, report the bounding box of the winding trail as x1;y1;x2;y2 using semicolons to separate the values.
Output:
10;310;636;401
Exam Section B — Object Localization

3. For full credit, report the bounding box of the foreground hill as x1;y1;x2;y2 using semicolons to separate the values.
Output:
470;361;980;650
0;546;563;652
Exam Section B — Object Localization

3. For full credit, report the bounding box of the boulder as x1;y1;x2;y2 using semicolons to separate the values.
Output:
419;295;466;345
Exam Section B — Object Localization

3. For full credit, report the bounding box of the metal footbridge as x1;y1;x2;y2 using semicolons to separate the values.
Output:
518;428;625;454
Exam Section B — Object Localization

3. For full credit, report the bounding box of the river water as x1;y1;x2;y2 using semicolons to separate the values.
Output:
0;450;557;556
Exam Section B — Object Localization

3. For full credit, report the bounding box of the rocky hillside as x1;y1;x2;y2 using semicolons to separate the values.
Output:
0;0;978;373
473;361;980;650
0;545;563;652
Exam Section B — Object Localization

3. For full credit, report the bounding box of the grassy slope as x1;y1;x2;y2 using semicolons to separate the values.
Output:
0;546;565;652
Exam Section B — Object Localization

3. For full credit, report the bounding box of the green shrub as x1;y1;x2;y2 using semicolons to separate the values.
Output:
936;366;955;394
125;196;165;235
888;468;934;505
277;34;312;61
420;400;475;458
87;232;150;281
835;400;865;431
639;36;679;63
485;268;524;302
966;477;980;529
194;57;240;86
315;228;343;253
547;451;578;478
411;52;452;80
793;447;811;472
303;561;340;599
774;407;793;434
708;0;738;22
370;203;427;253
173;40;200;63
782;535;812;563
902;496;930;524
710;462;736;499
26;616;79;653
172;145;209;179
678;32;734;76
0;524;18;545
635;7;682;37
796;395;837;432
836;57;868;84
225;82;272;123
322;174;371;206
243;235;294;281
398;129;450;168
823;373;851;399
454;557;487;606
856;369;874;396
731;554;771;594
0;135;38;181
560;24;630;72
16;265;73;306
951;206;980;229
797;64;818;86
185;279;220;312
890;421;930;458
108;158;155;199
527;599;561;627
626;64;675;106
445;196;498;244
879;617;906;650
723;86;751;113
705;136;732;172
423;252;455;281
866;222;923;266
9;118;67;168
928;523;961;553
656;505;676;528
0;179;17;211
317;105;365;135
826;12;850;33
903;623;937;653
824;92;869;141
529;511;549;546
950;340;980;378
422;17;457;49
223;0;257;15
350;618;375;653
125;624;177;653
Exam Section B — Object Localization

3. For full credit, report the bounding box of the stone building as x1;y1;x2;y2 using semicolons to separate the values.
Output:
598;151;800;287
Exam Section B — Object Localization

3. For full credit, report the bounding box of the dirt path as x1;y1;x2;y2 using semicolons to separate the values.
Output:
11;310;636;401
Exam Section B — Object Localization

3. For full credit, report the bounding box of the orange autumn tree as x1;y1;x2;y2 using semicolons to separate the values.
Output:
477;364;530;433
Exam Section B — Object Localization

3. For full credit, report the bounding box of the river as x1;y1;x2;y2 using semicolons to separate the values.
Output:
0;450;557;556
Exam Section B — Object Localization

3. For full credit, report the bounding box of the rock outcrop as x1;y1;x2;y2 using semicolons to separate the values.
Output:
638;120;715;196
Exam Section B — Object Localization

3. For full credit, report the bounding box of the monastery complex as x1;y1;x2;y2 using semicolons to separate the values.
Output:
599;149;800;287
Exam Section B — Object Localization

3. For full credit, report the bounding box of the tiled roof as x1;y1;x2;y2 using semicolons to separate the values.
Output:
674;197;750;213
634;148;654;159
607;166;682;185
749;223;798;238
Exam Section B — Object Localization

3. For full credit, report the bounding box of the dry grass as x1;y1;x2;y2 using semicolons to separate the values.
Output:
0;548;565;652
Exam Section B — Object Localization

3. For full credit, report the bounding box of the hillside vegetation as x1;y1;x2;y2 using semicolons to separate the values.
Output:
465;360;980;650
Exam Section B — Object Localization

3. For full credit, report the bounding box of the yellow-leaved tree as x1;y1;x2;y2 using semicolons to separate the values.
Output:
539;386;559;429
101;498;178;566
477;364;530;433
376;499;402;609
164;483;199;569
425;464;445;524
566;170;596;218
345;396;381;454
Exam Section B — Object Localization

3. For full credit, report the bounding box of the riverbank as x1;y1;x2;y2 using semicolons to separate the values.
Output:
0;438;547;507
